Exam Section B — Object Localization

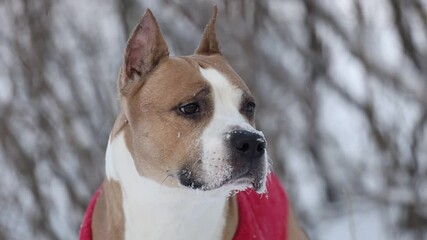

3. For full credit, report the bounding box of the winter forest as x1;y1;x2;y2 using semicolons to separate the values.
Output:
1;0;426;239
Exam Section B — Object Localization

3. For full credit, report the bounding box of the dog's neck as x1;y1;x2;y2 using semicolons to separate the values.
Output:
100;120;236;240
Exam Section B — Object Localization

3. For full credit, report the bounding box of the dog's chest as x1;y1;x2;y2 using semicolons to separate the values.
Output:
123;186;228;240
107;132;229;240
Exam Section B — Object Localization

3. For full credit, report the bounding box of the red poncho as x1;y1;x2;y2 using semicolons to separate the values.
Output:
80;174;288;240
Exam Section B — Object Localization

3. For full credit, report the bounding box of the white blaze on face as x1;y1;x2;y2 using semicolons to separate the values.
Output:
199;67;263;189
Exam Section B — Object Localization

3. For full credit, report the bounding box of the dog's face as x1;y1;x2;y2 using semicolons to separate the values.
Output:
118;8;268;193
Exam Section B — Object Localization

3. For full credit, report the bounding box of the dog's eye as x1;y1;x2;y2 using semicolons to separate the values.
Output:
179;103;200;115
245;102;256;116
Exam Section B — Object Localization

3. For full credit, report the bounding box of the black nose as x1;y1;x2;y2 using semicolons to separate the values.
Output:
229;130;266;160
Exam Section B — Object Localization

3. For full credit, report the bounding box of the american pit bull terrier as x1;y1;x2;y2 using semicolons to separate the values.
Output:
80;6;307;240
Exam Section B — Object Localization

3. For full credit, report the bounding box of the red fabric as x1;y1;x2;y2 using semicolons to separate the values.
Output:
79;186;102;240
79;173;288;240
233;174;288;240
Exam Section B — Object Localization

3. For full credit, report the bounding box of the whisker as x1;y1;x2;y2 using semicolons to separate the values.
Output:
160;171;174;188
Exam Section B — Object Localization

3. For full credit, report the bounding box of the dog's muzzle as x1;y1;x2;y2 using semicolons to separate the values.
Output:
178;130;267;192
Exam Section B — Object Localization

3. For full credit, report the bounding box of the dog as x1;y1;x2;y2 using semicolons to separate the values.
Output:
80;6;307;240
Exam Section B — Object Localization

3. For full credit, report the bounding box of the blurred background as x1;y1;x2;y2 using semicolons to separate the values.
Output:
1;0;426;239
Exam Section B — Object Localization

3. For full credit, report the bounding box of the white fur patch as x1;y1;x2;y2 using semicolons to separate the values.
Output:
105;134;117;180
199;68;267;192
106;132;229;240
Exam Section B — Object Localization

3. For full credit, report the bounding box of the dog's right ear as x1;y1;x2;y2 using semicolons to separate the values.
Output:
120;9;169;95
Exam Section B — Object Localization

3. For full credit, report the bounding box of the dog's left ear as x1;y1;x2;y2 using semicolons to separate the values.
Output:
195;6;221;55
121;9;169;95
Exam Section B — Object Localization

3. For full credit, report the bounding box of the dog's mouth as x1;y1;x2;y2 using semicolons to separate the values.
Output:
226;168;267;193
177;163;267;193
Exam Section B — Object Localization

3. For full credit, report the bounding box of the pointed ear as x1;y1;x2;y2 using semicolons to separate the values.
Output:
195;6;221;55
121;9;169;94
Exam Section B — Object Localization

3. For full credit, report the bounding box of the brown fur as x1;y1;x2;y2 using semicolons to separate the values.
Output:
287;206;309;239
222;196;239;240
92;179;125;240
121;57;214;184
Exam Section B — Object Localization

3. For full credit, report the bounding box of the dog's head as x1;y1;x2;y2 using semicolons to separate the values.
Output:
117;7;268;193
